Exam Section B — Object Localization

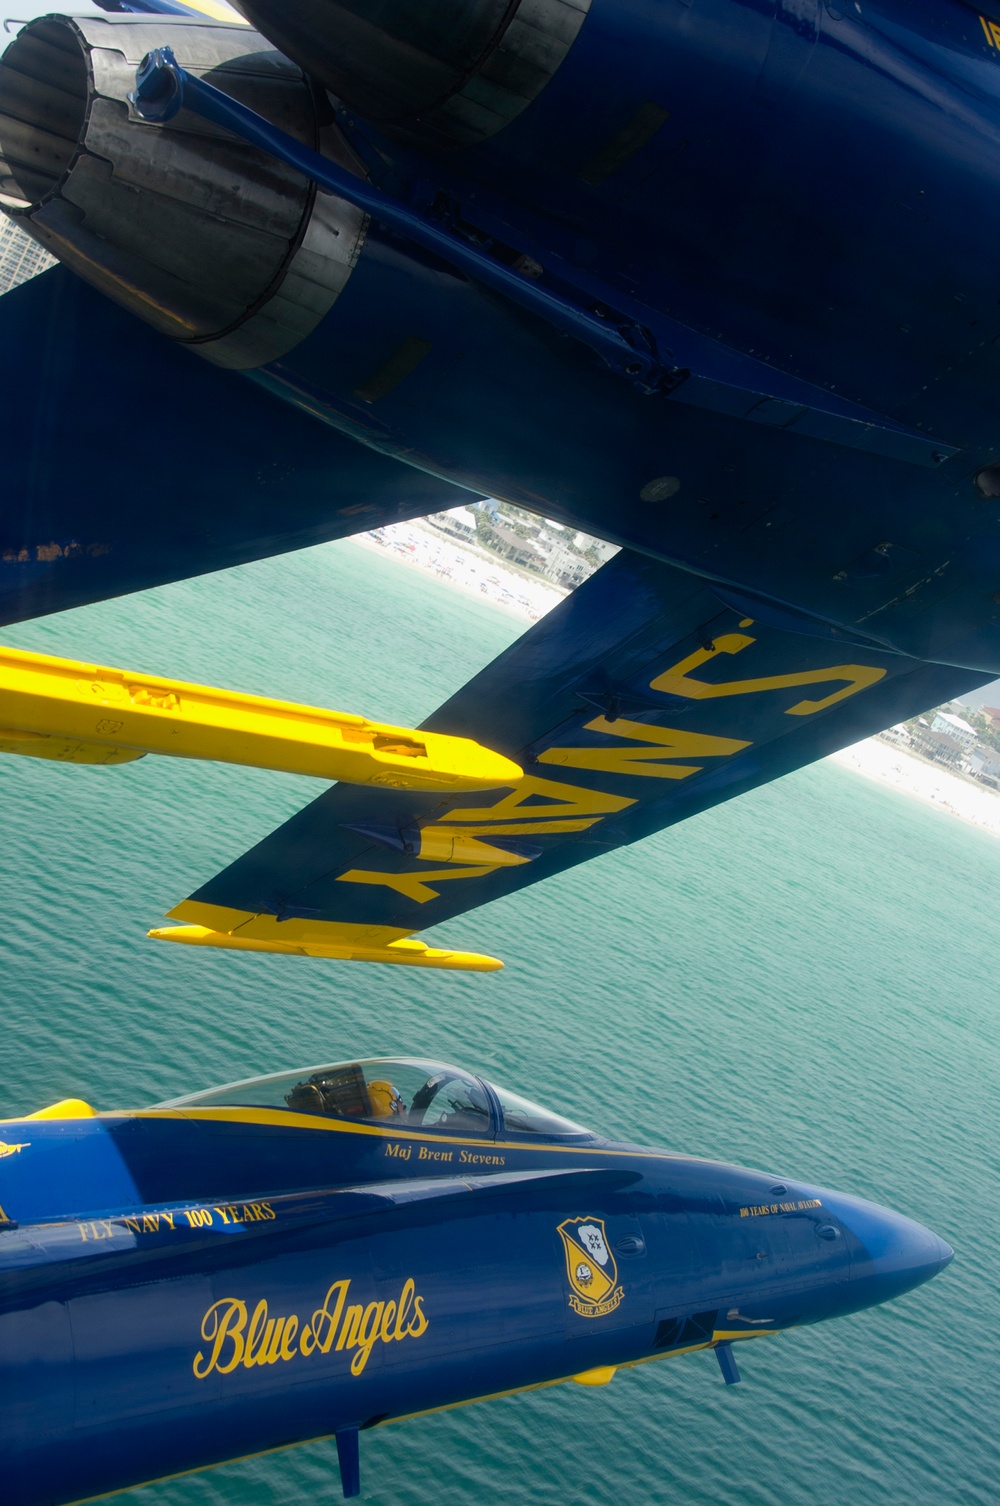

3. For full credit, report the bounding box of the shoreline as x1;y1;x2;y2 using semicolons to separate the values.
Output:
827;736;1000;838
350;519;567;622
349;520;1000;838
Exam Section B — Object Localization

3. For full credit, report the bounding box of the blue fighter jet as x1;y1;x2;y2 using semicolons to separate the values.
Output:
0;1058;952;1502
0;0;979;1488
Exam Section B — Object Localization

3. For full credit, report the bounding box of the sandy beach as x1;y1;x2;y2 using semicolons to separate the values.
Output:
352;517;567;621
828;736;1000;836
353;518;1000;837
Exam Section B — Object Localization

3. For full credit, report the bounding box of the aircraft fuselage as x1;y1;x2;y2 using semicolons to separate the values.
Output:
0;1060;952;1505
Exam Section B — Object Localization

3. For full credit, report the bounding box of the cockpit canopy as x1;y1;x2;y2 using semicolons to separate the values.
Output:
158;1058;592;1140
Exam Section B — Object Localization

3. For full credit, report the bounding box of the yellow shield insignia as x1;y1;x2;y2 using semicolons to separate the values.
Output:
557;1216;624;1318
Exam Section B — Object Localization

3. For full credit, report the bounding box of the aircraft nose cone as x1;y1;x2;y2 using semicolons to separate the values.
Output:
828;1190;953;1305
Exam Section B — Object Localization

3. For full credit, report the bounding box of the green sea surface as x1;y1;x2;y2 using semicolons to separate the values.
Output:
2;540;997;1506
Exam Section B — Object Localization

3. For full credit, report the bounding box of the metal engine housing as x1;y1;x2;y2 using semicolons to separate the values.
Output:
0;13;367;368
234;0;591;150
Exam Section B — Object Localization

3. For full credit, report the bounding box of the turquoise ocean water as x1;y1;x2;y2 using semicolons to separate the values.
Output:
2;540;997;1506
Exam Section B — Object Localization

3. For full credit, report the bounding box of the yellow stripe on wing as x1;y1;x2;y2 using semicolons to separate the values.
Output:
171;0;249;21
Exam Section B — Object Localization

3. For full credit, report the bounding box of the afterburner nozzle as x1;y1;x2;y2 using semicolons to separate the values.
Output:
0;644;522;793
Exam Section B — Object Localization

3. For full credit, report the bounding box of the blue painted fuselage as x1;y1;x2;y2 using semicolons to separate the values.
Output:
0;1071;951;1506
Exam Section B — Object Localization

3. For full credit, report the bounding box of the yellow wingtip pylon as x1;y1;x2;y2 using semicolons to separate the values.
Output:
0;644;521;792
147;923;504;972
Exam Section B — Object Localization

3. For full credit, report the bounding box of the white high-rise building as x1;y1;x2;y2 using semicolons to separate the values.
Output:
0;216;55;296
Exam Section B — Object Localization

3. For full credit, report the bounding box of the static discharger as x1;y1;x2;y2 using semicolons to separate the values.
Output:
0;645;522;792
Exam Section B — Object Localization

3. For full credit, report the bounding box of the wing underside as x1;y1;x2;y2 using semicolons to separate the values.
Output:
155;548;990;968
0;268;468;626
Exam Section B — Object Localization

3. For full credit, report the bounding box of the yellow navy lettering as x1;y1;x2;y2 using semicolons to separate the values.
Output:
441;773;634;826
539;716;749;780
740;1198;822;1217
335;863;500;902
83;1201;278;1241
332;633;887;905
648;635;885;713
980;13;1000;48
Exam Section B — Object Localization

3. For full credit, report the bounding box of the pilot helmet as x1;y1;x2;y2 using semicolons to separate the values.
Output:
367;1080;405;1119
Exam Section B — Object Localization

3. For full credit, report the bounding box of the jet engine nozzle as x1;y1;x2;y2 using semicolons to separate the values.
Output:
0;14;367;368
235;0;592;150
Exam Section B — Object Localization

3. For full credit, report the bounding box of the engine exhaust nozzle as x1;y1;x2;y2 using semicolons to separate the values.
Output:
0;14;367;368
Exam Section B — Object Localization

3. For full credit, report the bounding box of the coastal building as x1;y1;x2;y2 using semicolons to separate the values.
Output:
967;750;1000;787
931;711;977;748
434;499;617;591
911;712;973;767
0;218;55;295
540;538;592;589
591;539;620;565
477;519;550;572
428;506;479;543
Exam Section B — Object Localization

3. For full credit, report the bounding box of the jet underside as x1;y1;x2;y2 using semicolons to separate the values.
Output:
0;3;974;1492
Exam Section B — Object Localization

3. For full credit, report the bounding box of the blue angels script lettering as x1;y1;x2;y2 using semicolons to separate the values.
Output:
193;1276;429;1379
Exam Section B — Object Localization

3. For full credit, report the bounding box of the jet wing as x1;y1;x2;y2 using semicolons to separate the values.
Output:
0;268;468;626
155;548;991;969
91;1;247;19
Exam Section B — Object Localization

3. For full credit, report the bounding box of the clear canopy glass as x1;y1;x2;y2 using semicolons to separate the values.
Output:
488;1082;590;1136
157;1057;592;1138
159;1059;492;1133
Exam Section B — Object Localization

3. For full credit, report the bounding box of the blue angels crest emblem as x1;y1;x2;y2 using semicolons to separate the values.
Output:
557;1216;625;1317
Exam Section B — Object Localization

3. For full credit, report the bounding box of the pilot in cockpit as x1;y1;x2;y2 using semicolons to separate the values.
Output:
284;1064;407;1122
366;1080;407;1120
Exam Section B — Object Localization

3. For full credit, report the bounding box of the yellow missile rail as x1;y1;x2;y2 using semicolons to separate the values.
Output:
0;644;521;793
148;905;504;972
148;924;503;972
